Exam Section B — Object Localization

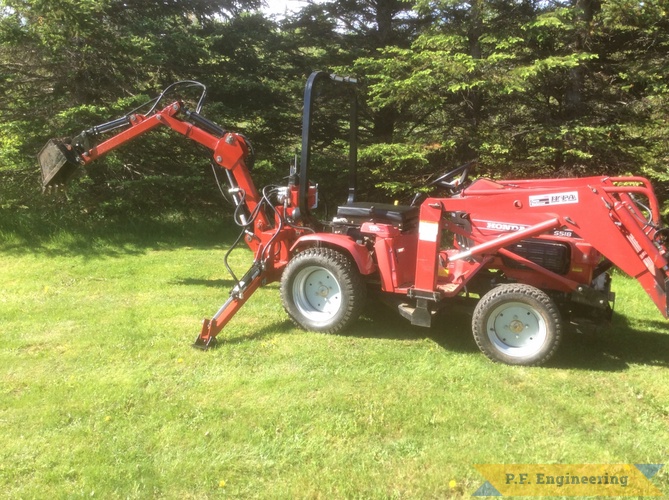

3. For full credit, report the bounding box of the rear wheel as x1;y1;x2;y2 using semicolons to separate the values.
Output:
281;247;366;333
472;284;562;366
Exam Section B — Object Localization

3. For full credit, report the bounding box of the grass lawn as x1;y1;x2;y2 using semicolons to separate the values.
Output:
1;212;668;498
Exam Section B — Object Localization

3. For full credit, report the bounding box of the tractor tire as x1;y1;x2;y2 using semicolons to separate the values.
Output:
472;284;562;366
280;247;366;333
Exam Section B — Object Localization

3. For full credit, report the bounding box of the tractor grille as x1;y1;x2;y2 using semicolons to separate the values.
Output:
503;238;571;275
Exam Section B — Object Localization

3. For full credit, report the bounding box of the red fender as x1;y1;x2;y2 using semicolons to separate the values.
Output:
291;234;376;275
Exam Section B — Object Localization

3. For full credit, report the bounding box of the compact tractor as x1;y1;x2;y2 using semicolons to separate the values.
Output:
39;73;669;366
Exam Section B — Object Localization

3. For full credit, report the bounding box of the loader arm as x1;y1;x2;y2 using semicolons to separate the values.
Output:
39;99;306;348
428;176;669;318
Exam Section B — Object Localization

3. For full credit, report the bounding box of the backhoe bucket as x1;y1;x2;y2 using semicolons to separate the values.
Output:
38;139;80;191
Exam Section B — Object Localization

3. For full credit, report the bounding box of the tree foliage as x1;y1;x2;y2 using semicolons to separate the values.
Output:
1;0;668;214
357;0;669;196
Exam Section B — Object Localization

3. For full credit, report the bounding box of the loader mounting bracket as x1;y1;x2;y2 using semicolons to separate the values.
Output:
571;285;614;310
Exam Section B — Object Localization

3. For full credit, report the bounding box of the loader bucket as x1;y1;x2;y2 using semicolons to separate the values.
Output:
38;139;80;191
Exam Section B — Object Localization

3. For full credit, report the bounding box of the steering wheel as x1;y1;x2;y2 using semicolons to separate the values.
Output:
427;158;478;194
653;227;669;245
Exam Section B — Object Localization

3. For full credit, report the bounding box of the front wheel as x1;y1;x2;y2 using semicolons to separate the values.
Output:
280;247;366;333
472;284;562;366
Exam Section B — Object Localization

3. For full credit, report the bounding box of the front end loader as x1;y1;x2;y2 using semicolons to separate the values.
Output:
39;74;669;366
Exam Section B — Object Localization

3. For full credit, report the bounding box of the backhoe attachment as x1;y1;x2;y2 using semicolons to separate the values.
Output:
38;76;352;350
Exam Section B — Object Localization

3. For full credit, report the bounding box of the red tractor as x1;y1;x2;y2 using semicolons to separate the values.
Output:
39;73;669;366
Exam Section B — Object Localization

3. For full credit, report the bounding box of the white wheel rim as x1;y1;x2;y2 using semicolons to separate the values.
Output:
292;265;342;323
485;301;547;358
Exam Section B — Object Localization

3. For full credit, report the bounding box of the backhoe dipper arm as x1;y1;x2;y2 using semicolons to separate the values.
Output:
41;101;271;239
85;103;263;223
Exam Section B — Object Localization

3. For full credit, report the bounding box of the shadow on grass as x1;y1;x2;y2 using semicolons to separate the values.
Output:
0;208;240;257
194;293;480;355
194;296;669;371
551;315;669;371
171;267;669;370
173;278;237;288
346;297;481;355
222;320;296;345
341;297;669;371
201;319;296;349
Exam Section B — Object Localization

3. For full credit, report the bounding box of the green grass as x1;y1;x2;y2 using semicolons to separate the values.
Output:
1;212;668;498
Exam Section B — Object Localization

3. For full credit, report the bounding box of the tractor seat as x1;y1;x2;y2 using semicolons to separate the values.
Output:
335;201;419;230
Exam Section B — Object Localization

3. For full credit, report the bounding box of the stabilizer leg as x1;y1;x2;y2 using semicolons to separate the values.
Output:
193;262;264;349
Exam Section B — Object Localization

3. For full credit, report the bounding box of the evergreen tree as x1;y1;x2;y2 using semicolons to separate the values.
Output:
0;0;286;214
1;0;668;214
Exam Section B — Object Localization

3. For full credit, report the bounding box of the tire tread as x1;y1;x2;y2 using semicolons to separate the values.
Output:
472;283;562;366
280;247;366;333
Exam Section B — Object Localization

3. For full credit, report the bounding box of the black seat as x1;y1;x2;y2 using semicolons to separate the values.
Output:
335;202;419;229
